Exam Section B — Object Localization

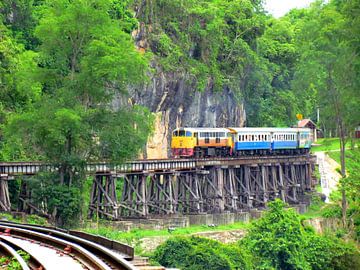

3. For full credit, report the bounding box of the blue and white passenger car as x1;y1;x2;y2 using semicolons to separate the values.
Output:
229;127;312;155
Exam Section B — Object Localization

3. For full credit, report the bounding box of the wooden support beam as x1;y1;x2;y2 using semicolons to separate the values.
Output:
277;165;286;202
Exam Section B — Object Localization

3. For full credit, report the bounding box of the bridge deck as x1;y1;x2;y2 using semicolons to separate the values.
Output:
0;155;315;176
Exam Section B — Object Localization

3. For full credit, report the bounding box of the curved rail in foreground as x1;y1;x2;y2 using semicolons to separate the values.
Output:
0;222;137;270
0;239;31;270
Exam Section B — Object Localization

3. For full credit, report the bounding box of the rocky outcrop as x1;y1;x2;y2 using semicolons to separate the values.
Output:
303;217;343;234
113;21;246;158
129;71;245;158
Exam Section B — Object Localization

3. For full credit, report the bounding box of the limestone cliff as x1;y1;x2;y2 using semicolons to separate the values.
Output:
115;13;246;159
125;70;246;159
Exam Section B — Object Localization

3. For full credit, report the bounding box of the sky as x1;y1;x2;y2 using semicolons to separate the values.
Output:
264;0;315;18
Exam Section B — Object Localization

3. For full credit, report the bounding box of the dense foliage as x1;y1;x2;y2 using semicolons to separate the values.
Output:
153;200;360;270
0;0;153;225
132;0;360;130
153;236;253;270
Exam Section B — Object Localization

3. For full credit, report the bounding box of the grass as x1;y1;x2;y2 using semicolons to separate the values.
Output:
0;213;48;225
327;149;360;171
300;192;327;219
81;221;250;252
311;138;359;153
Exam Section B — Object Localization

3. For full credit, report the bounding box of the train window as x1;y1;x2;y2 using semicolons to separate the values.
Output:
179;130;185;137
194;132;197;137
173;131;178;136
186;131;192;137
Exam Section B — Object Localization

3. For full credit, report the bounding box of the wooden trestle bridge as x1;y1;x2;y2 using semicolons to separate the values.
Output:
0;155;316;219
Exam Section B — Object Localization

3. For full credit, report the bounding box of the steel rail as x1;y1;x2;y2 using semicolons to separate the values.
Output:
0;238;31;270
0;224;117;270
0;154;315;175
0;222;137;270
0;221;133;259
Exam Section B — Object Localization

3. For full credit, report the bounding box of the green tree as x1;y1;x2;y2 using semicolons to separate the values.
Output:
3;0;153;224
242;200;311;269
241;199;360;270
291;0;360;226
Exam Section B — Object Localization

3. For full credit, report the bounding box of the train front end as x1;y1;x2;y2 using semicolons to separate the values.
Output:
171;128;196;158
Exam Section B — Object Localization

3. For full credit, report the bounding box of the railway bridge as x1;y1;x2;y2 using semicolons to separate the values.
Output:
0;155;316;219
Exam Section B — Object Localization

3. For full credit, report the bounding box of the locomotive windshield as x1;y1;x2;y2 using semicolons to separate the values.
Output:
173;130;192;137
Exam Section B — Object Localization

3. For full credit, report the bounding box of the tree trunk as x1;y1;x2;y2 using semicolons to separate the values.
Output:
339;121;347;228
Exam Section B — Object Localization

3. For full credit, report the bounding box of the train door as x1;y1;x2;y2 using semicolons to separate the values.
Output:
194;132;199;146
270;132;274;151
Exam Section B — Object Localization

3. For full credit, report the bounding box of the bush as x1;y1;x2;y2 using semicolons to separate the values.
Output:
152;237;193;268
152;236;252;270
321;204;342;218
153;201;360;270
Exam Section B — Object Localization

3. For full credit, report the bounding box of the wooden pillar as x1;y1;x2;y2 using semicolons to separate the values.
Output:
228;167;237;211
216;167;225;212
0;176;11;212
261;166;268;205
290;165;297;202
193;173;201;213
140;174;148;216
278;165;286;202
173;173;179;213
306;163;312;190
244;166;252;208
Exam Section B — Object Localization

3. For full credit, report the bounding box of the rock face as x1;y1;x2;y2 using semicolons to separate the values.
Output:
113;23;246;158
128;71;246;158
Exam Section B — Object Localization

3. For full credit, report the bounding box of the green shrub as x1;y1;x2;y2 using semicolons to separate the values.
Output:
186;246;231;270
152;236;252;270
321;204;342;218
152;237;193;268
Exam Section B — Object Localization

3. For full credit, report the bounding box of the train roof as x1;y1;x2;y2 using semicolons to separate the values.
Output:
173;127;231;133
228;127;311;133
173;127;312;133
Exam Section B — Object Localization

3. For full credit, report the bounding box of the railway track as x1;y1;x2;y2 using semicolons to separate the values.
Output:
0;154;315;175
0;221;137;270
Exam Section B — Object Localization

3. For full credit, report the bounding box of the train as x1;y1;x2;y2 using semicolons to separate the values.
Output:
171;127;312;158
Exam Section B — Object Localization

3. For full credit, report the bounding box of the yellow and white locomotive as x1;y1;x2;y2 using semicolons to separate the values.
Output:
171;128;234;158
